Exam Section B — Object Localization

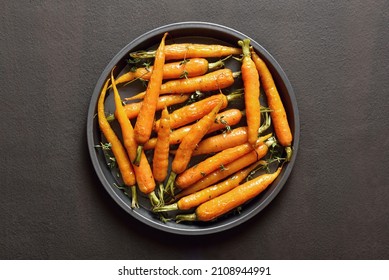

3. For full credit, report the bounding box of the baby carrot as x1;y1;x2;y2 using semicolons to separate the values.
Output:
120;94;189;120
130;43;242;60
251;48;293;160
238;39;261;147
134;33;168;165
174;137;274;200
97;79;138;208
175;142;257;189
115;58;224;86
192;126;249;156
152;106;171;202
154;91;242;131
125;68;239;101
111;69;160;207
165;98;224;195
144;109;243;150
176;167;282;222
154;161;264;212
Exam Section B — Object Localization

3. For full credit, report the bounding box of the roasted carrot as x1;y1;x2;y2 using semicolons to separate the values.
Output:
251;48;293;160
174;137;274;200
144;108;243;150
115;58;224;86
111;69;160;206
152;106;171;202
176;167;282;222
97;79;138;208
165;98;224;194
125;68;239;101
119;94;189;120
175;141;259;189
154;91;242;131
133;33;168;165
238;39;261;147
130;43;242;60
154;161;265;212
192;126;249;156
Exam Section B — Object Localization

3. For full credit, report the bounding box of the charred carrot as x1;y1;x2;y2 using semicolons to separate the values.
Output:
115;58;224;86
152;106;171;202
154;161;265;212
111;69;160;207
165;98;224;195
174;137;274;200
97;79;138;208
130;43;242;60
125;68;239;101
238;39;261;147
144;108;243;150
154;91;242;131
251;48;293;160
176;167;282;222
119;94;189;120
133;33;168;165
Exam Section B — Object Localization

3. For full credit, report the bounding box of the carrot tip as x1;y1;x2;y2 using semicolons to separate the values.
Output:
285;146;293;162
130;186;139;209
148;191;161;208
175;213;197;223
133;145;143;166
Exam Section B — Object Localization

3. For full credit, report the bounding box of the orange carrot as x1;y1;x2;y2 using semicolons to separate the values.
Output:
97;79;138;208
251;48;293;160
154;91;242;131
175;142;258;189
110;69;160;206
238;39;261;147
133;33;168;165
115;58;224;86
144;108;243;150
120;94;189;120
174;137;274;200
176;167;282;222
130;43;242;60
192;126;249;156
125;68;239;101
165;97;224;194
152;106;171;202
154;162;264;212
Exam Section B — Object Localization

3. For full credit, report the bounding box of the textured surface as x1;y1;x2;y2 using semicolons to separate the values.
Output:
1;0;388;259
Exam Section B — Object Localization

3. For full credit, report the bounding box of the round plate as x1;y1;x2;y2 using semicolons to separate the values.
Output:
87;21;299;235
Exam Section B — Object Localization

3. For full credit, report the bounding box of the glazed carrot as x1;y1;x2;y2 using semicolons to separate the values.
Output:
125;68;239;101
111;69;160;206
165;98;224;194
133;33;168;165
154;91;242;131
154;161;265;212
175;141;259;189
251;48;293;160
238;39;261;147
120;94;189;120
144;109;243;150
115;58;224;86
97;79;138;208
152;106;171;202
192;126;249;156
130;43;242;60
174;137;274;199
176;167;282;222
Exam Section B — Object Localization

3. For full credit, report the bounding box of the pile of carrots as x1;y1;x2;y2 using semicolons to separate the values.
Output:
96;33;293;223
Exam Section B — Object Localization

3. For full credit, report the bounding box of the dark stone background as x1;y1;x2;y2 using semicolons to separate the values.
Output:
1;0;388;259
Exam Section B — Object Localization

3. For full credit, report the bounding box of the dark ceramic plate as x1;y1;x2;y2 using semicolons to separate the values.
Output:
87;22;299;235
